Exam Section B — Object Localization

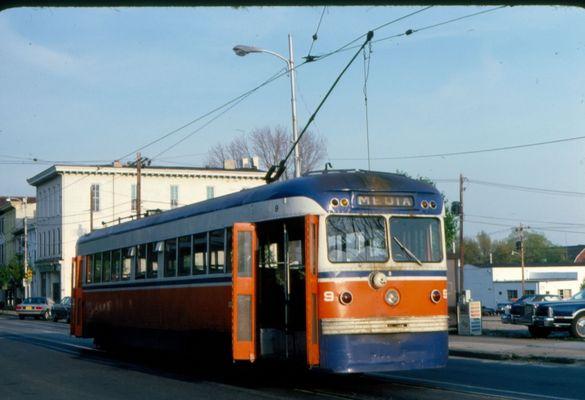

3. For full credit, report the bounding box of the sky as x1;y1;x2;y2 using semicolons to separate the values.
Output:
1;5;585;245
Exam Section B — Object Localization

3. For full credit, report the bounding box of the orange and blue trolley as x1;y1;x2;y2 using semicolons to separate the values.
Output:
71;170;448;373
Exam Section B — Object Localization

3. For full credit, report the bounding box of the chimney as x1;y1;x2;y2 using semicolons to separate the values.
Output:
113;160;122;168
224;159;236;170
242;157;250;169
252;156;260;169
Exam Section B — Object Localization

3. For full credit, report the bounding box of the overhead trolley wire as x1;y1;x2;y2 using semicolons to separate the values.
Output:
306;6;327;58
330;134;585;161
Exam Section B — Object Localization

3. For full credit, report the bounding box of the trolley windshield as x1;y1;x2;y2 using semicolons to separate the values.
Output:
390;217;442;263
327;216;388;263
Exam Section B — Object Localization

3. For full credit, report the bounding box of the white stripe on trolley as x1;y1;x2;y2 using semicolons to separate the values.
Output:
318;276;447;283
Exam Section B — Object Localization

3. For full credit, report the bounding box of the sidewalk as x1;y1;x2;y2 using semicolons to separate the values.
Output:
449;316;585;364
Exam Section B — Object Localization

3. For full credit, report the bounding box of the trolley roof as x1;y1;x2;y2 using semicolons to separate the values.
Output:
78;170;441;245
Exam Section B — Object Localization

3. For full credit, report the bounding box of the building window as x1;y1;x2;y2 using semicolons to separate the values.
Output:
131;184;137;212
57;228;61;255
206;186;214;199
91;184;100;212
507;290;518;301
170;185;179;208
559;289;572;299
524;290;535;296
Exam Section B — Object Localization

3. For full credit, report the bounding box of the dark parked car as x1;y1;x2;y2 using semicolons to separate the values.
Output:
496;302;512;315
15;297;54;320
533;290;585;339
482;306;496;316
51;296;72;323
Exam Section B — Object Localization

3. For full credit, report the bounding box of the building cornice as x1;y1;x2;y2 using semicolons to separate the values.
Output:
27;164;266;186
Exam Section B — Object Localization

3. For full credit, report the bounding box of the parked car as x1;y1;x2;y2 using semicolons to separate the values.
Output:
51;296;72;323
482;306;496;316
532;290;585;339
510;294;563;325
15;297;54;320
496;302;512;315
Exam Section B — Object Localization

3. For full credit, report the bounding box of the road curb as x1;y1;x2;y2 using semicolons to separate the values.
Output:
449;349;580;365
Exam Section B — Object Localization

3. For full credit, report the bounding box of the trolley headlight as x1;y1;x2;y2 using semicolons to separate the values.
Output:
430;289;442;303
384;289;400;306
370;271;388;289
339;291;353;305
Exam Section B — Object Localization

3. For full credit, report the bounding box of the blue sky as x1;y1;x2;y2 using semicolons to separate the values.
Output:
1;5;585;245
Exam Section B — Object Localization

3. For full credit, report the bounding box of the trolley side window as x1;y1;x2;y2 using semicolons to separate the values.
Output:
102;251;111;282
192;233;207;275
326;216;388;263
111;249;121;281
165;239;178;277
209;229;225;274
146;242;160;279
122;247;133;280
136;244;147;279
178;235;192;276
390;217;442;263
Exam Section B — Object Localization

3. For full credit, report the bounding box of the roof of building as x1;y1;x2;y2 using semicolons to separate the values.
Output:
0;197;37;214
27;164;265;186
78;169;442;245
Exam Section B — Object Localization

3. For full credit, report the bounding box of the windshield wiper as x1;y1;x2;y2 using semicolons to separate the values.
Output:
392;236;423;266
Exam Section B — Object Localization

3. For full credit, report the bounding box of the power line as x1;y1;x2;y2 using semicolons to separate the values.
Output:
466;213;585;228
117;65;297;162
306;6;327;57
309;6;433;62
331;134;585;161
468;179;585;198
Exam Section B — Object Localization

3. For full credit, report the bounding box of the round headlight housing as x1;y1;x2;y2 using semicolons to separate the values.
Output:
370;271;388;289
384;289;400;306
430;289;442;303
339;291;353;305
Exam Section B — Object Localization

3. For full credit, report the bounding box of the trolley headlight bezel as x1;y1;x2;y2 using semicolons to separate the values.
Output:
384;288;400;306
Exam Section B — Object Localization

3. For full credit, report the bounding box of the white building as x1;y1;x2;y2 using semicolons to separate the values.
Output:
27;163;266;301
464;263;585;308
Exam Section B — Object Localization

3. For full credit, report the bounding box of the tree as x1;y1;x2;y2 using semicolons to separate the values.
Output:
206;126;327;180
0;256;24;304
581;278;585;291
462;230;569;266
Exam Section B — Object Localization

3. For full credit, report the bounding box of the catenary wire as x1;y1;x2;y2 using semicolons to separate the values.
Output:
330;134;585;161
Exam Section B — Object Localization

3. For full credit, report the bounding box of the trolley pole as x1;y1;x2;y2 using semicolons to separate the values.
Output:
459;174;466;301
136;152;142;219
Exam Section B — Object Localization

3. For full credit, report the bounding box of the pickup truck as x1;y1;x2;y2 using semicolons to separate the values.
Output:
532;290;585;339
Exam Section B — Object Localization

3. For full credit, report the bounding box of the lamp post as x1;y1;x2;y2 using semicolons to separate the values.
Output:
233;35;301;178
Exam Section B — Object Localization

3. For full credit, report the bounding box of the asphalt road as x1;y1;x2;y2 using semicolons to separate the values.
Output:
0;314;583;400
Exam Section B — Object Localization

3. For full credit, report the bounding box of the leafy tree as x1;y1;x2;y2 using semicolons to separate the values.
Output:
581;278;585;291
463;230;569;265
0;256;24;304
206;126;327;180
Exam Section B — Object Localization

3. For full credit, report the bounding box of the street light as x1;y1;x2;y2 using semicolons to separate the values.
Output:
233;34;301;178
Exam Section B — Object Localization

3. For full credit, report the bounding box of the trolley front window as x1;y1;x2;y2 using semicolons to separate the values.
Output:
390;217;442;263
327;216;388;263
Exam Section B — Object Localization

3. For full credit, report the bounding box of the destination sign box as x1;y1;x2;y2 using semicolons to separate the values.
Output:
354;194;414;208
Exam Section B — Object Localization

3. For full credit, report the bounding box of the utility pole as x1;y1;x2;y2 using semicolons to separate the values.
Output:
288;34;301;178
136;152;142;219
23;197;28;299
459;174;466;301
515;224;529;296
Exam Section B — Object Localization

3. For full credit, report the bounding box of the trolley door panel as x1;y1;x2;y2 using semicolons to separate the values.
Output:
305;215;320;366
232;223;258;362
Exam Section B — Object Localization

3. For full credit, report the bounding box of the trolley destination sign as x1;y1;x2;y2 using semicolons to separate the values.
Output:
354;193;414;208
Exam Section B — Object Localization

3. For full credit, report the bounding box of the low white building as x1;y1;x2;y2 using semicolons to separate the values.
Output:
27;163;266;301
464;263;585;308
